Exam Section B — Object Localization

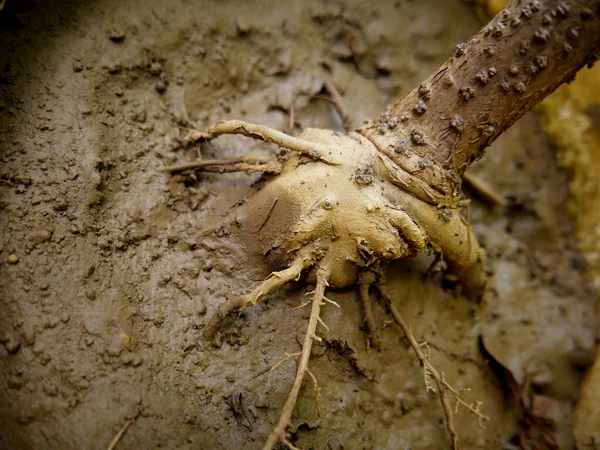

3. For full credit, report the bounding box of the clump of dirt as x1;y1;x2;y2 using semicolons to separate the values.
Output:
0;0;597;449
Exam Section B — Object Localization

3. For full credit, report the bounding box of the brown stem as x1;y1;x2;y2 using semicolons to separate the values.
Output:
358;0;600;201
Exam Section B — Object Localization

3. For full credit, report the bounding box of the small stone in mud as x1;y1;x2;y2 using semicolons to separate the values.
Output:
53;200;68;211
4;335;20;353
235;18;251;35
148;61;163;76
104;62;122;74
85;289;96;301
121;352;135;365
254;394;269;409
8;376;23;390
120;332;131;349
22;329;36;346
155;80;167;94
212;332;223;348
43;383;59;397
29;229;52;245
7;254;19;264
32;341;45;356
108;28;126;43
45;316;60;329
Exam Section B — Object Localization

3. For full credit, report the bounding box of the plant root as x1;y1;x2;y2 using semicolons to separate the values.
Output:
269;352;302;373
106;414;139;450
305;367;322;419
263;266;330;450
322;80;351;130
462;172;506;207
357;271;381;349
162;155;283;175
179;120;339;165
204;252;317;339
375;283;489;450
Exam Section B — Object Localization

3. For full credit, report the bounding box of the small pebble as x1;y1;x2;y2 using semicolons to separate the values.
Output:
108;28;126;43
7;254;19;264
53;201;68;212
155;80;167;94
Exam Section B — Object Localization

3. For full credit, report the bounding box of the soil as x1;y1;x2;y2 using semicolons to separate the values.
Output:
0;0;597;449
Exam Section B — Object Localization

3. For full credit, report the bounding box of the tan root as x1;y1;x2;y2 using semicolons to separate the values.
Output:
375;283;489;449
357;271;381;349
162;155;283;175
263;266;331;450
204;252;316;339
322;80;351;130
177;119;338;165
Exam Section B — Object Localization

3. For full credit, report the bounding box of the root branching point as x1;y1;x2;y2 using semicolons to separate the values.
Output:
204;254;315;339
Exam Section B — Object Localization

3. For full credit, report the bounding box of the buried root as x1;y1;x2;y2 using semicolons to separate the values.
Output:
167;118;490;449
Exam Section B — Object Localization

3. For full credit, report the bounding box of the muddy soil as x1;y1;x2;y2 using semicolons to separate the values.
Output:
0;0;597;449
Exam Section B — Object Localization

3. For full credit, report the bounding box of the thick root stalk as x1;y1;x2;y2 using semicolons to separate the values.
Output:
359;0;600;196
263;267;330;450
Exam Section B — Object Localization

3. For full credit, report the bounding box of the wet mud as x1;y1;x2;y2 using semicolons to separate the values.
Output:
0;0;597;449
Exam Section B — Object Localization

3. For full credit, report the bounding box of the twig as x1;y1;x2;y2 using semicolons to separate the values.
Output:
106;417;135;450
151;9;167;26
281;436;301;450
462;172;506;207
323;80;351;130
